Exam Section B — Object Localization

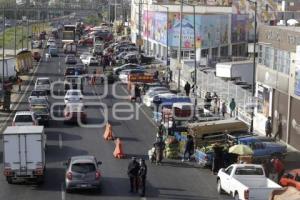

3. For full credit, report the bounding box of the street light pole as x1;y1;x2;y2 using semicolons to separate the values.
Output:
248;0;257;133
192;5;197;119
2;6;5;91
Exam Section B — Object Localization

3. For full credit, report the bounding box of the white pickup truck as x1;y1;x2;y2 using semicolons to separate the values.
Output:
217;164;281;200
3;126;46;184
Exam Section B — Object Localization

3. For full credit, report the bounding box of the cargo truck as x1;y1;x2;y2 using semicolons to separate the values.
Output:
3;126;46;184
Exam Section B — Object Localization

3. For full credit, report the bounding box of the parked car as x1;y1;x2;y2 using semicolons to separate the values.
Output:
12;111;39;126
65;55;77;64
279;169;300;190
64;155;102;192
238;137;287;159
143;89;172;107
32;52;41;62
30;105;50;126
64;102;87;124
217;164;281;200
123;53;155;64
64;89;83;104
81;56;98;66
113;63;142;75
34;77;51;94
28;90;48;102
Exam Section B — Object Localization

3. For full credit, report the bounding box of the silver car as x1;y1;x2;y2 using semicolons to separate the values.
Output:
64;155;102;192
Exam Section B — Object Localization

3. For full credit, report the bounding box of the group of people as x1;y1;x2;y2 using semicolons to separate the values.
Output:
265;116;283;140
127;157;147;197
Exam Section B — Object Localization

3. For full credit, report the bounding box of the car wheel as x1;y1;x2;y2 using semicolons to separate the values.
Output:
217;179;223;194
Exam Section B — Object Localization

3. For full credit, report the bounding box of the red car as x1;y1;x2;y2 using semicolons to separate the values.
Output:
280;169;300;190
64;103;87;124
78;38;93;46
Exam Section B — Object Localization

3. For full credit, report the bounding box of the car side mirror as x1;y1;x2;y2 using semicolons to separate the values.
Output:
97;161;102;166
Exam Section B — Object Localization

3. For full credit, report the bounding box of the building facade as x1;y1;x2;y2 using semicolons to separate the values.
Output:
130;0;249;63
257;25;300;150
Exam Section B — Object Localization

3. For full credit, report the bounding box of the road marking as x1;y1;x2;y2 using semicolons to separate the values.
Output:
61;182;66;200
59;133;63;149
140;198;147;200
0;50;44;132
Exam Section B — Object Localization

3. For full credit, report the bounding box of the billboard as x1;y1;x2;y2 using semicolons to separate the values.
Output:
143;12;229;49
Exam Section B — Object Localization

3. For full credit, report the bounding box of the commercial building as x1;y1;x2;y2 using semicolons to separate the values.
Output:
256;24;300;150
130;0;249;62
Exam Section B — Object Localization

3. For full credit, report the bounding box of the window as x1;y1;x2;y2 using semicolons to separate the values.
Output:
15;115;33;122
225;166;233;175
235;167;264;175
201;49;209;58
71;163;96;173
212;48;218;57
220;46;228;57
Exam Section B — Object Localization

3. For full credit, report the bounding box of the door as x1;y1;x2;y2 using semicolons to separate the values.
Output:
221;166;233;193
26;134;43;171
3;135;20;171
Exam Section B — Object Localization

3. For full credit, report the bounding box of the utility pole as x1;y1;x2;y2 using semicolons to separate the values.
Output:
14;6;17;56
138;0;142;64
177;0;183;92
2;6;5;91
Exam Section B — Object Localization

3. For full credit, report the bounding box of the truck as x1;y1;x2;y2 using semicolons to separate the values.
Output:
62;25;76;44
217;164;282;200
3;126;46;184
0;57;16;79
216;61;253;85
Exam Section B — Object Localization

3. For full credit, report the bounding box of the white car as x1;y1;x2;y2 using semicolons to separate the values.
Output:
81;56;98;66
28;90;48;103
47;39;56;48
217;164;281;200
12;111;39;126
34;77;51;94
143;92;175;107
64;89;83;104
80;52;92;61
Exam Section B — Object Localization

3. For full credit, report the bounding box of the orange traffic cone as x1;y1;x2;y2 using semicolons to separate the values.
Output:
113;138;125;159
103;123;114;141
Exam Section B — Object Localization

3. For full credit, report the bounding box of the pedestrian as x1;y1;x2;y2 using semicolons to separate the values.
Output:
265;116;273;138
153;136;165;165
184;81;191;96
182;135;194;162
169;70;173;82
158;123;165;137
212;143;224;174
127;157;140;193
221;102;227;118
216;97;220;114
271;158;285;183
17;76;22;92
274;116;282;141
262;159;273;178
138;158;147;197
154;70;159;80
134;84;141;103
229;98;236;117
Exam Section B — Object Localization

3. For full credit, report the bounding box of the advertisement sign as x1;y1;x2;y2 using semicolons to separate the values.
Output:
143;12;229;49
231;14;248;43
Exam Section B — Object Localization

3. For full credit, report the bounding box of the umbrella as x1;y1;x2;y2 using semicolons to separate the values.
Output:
229;144;253;155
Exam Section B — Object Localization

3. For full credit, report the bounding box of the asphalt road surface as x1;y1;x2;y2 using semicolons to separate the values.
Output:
0;43;233;200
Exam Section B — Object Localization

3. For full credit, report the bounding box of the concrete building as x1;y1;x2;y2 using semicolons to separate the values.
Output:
130;0;249;63
256;24;300;150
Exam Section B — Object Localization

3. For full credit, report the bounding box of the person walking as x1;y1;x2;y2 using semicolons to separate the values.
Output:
153;136;165;165
17;76;22;93
134;84;141;103
265;117;273;138
182;135;194;162
184;81;191;96
274;116;282;140
127;157;140;193
138;159;147;197
229;98;236;117
271;158;285;183
221;101;227;118
212;143;224;174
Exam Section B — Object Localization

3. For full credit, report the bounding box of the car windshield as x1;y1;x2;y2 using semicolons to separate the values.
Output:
235;167;264;175
15;115;33;122
68;91;80;96
71;163;96;173
37;79;50;85
31;99;48;105
31;90;46;96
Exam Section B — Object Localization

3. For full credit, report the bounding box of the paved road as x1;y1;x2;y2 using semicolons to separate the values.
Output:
0;44;233;200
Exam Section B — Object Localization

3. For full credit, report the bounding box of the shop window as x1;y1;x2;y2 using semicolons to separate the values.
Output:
221;46;228;57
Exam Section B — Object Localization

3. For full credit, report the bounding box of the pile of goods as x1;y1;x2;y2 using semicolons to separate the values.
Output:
165;136;180;159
